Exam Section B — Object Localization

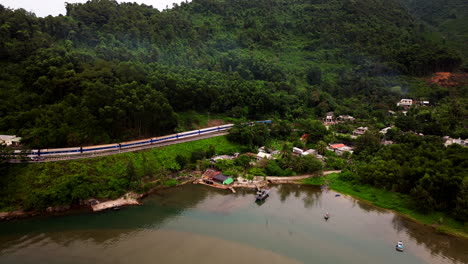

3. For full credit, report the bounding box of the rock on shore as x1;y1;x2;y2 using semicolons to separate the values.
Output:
91;192;141;212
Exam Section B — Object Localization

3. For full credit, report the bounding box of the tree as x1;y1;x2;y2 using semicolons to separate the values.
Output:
175;155;188;169
316;141;327;155
235;154;251;169
126;160;137;182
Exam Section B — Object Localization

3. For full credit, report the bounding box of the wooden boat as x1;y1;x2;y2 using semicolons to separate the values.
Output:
255;187;270;200
396;241;404;252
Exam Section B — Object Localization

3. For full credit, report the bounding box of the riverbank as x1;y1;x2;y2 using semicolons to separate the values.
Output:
303;173;468;239
0;169;338;221
0;136;243;214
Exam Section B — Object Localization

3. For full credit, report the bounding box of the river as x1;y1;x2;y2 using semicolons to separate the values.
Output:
0;184;467;264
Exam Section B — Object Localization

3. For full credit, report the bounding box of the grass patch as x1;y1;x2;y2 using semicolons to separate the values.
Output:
300;176;326;185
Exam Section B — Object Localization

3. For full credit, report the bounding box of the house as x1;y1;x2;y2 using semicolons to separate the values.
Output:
337;115;355;122
213;173;234;185
335;146;353;156
397;99;413;108
202;169;234;185
353;127;368;136
211;155;235;162
323;112;334;124
292;147;303;155
443;136;467;147
257;152;273;160
381;140;394;145
329;143;353;156
0;135;21;146
380;127;392;134
329;143;345;150
203;169;222;179
302;149;317;156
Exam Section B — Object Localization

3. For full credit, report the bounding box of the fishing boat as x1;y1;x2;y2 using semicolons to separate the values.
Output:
255;187;270;200
396;241;404;252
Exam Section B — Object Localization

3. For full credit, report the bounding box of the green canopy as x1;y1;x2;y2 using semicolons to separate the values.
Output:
223;177;234;185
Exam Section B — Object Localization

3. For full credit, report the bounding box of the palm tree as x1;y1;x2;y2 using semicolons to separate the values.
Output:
316;141;327;155
279;142;292;160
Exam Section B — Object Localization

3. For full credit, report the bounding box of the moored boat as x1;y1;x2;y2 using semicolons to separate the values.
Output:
324;212;330;220
396;241;404;252
255;187;270;200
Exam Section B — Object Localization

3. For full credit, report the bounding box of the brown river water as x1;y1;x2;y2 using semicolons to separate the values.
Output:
0;184;467;264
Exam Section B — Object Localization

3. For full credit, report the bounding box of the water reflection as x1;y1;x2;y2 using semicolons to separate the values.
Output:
0;184;467;264
0;185;211;249
391;214;468;264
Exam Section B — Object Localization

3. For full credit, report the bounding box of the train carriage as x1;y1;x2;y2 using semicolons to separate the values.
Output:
32;147;81;156
82;143;119;153
119;139;152;150
151;133;179;144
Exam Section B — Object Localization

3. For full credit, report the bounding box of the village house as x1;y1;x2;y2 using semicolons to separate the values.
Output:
352;126;368;136
301;148;324;160
380;127;392;134
443;136;467;147
0;135;21;146
323;112;335;124
337;115;355;122
210;154;235;163
381;140;394;145
397;99;413;108
328;143;354;156
292;147;304;155
418;100;430;106
201;169;234;185
257;152;273;160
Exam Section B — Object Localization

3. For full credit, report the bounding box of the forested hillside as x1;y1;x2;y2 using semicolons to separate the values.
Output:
0;0;465;147
398;0;468;63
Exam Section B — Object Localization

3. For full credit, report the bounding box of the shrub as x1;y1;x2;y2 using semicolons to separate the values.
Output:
249;167;266;176
190;150;206;163
163;179;178;187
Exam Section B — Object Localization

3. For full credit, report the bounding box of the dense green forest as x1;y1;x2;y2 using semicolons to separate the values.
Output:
398;0;468;62
0;0;466;148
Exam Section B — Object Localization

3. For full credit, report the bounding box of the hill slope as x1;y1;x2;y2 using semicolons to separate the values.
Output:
0;0;464;147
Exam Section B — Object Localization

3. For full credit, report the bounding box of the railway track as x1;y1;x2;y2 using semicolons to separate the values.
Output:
9;132;228;163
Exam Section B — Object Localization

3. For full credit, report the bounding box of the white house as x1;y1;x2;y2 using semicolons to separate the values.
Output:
257;152;273;160
337;115;355;122
443;137;467;147
323;112;334;123
293;147;304;155
0;135;22;146
397;99;413;108
380;127;392;134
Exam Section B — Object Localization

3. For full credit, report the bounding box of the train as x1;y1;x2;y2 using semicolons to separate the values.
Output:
21;121;272;160
27;124;236;158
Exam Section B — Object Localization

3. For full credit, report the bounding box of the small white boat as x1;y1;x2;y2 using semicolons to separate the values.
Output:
324;212;330;220
396;241;404;252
